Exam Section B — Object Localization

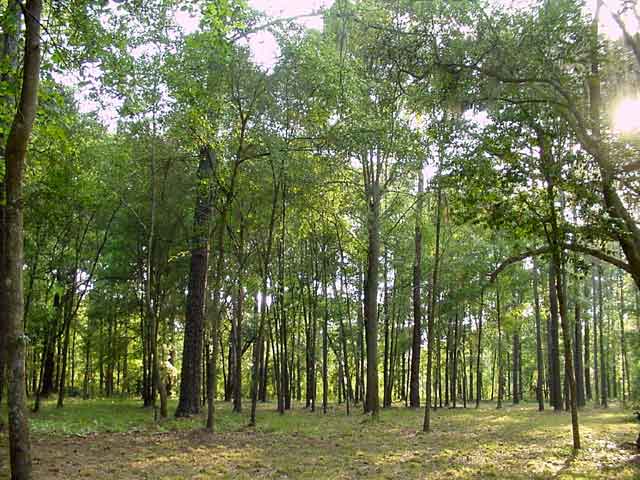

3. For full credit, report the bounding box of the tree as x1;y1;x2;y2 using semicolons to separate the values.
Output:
3;0;42;477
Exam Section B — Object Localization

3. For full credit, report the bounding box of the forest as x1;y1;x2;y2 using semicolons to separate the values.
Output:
2;0;640;478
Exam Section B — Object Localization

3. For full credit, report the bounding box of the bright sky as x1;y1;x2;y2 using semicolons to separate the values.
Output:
82;0;636;130
247;0;334;68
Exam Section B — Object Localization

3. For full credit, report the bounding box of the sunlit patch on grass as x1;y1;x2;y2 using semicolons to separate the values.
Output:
1;400;638;479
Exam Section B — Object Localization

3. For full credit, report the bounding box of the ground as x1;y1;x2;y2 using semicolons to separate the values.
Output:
1;398;639;479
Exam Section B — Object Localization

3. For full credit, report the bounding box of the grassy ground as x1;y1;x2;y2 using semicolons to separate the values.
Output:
1;398;639;479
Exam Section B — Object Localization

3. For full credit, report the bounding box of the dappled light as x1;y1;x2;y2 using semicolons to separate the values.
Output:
3;0;640;479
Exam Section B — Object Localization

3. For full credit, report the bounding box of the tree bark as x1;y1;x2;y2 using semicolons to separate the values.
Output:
597;265;608;408
533;259;545;411
4;0;42;477
423;184;442;432
176;149;214;417
410;171;423;408
548;260;562;410
0;0;20;414
364;179;380;418
475;289;484;408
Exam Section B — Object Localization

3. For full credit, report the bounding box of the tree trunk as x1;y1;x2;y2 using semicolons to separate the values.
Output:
364;184;380;418
423;185;442;432
574;291;586;408
583;279;592;401
0;0;20;415
533;259;545;411
322;248;329;415
597;265;607;408
512;331;520;404
619;274;630;405
410;171;423;408
4;0;42;476
496;279;504;410
176;149;214;417
548;260;562;410
475;289;484;408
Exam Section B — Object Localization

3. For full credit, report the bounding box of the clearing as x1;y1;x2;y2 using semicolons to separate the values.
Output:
1;399;639;479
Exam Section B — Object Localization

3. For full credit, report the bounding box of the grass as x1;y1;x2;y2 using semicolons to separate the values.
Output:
1;398;639;479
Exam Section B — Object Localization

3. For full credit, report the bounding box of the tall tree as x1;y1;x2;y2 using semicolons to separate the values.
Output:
3;0;42;477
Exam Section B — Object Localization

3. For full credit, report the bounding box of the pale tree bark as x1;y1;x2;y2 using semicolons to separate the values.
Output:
4;0;42;477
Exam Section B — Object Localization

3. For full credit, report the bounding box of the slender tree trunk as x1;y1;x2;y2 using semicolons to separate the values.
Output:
4;1;42;476
533;259;545;411
548;260;562;410
452;312;459;408
583;279;592;401
512;331;520;404
423;184;442;432
591;266;599;401
0;0;20;417
597;265;608;408
475;289;484;408
496;279;504;410
574;291;586;408
618;274;630;405
383;253;391;408
322;248;329;415
364;186;380;418
410;171;423;408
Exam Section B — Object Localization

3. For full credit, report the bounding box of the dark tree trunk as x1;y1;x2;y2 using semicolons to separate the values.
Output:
4;1;42;477
597;265;608;408
592;266;599;401
423;185;442;432
410;171;423;408
496;280;504;410
322;249;329;415
452;312;459;408
583;279;592;401
364;187;380;418
533;260;545;411
176;149;214;417
0;0;20;413
574;295;586;407
619;274;630;405
512;332;520;404
232;244;244;413
382;253;391;408
548;260;563;410
475;289;484;408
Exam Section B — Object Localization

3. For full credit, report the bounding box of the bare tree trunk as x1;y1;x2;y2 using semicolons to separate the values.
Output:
176;149;215;417
533;259;545;411
0;0;20;414
4;1;42;477
583;279;592;401
423;184;442;432
496;280;504;410
364;184;380;418
475;289;484;408
598;265;608;408
548;260;562;410
410;171;423;408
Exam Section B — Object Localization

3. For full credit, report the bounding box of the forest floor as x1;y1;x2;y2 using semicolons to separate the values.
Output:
1;398;639;479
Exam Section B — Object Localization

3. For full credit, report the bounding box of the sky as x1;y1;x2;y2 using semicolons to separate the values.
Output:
84;0;636;130
174;0;334;69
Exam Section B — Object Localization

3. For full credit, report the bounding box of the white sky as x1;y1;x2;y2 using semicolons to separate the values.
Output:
77;0;635;130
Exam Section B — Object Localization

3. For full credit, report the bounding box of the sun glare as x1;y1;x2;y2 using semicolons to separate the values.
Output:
612;99;640;134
